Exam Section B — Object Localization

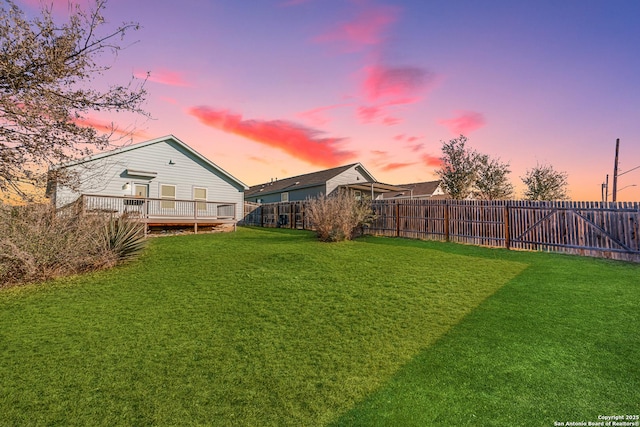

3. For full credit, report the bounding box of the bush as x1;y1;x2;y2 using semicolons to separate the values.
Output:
0;202;146;286
306;191;375;242
100;215;147;263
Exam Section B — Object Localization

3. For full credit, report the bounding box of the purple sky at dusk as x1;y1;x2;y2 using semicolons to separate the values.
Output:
21;0;640;201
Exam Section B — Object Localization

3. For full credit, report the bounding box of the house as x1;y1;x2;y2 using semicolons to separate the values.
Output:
380;180;448;200
244;163;404;203
47;135;248;228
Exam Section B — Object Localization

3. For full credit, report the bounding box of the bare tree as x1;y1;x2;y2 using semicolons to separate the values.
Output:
521;163;569;200
474;154;514;200
435;135;478;199
0;0;147;200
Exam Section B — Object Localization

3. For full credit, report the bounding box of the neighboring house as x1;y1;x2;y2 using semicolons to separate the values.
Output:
244;163;404;203
47;135;248;222
381;180;448;200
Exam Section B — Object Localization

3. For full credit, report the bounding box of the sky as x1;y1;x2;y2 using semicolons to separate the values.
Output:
18;0;640;201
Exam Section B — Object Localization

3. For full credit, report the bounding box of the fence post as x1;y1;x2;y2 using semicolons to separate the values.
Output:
395;202;400;237
504;204;510;249
260;204;264;227
444;201;450;242
290;203;294;229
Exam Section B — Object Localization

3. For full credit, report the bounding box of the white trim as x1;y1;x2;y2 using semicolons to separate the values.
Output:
281;192;289;202
160;184;176;209
54;135;248;190
193;186;207;211
126;169;158;178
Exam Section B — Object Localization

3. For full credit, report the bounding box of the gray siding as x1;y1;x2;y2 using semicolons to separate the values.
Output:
326;165;370;195
245;185;325;203
55;139;245;219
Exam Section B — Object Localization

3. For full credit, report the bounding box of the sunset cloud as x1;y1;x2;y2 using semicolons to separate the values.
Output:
422;154;442;167
356;103;403;125
134;69;192;87
74;116;149;140
314;3;400;52
438;111;486;135
188;106;355;167
355;64;436;125
381;162;416;171
297;103;350;126
362;64;434;103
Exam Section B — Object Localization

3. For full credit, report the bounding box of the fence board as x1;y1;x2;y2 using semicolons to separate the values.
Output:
242;199;640;262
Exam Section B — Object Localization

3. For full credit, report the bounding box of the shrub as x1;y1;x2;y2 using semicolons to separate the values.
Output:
0;202;146;286
306;191;375;242
99;215;147;264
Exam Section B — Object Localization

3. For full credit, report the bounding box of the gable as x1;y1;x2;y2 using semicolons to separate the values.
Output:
245;163;375;199
50;136;247;207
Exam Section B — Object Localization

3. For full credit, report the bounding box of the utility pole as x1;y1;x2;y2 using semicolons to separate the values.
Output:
612;138;620;202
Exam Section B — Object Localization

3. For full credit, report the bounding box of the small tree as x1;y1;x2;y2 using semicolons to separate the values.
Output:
474;154;514;200
306;190;375;242
521;163;569;200
0;0;147;200
435;135;478;199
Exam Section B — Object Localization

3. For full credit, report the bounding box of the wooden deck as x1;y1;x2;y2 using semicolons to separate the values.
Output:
80;194;239;233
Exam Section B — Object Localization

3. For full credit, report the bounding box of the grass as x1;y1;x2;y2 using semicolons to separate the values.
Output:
0;227;638;426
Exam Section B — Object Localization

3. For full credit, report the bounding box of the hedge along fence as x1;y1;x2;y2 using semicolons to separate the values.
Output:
241;199;640;262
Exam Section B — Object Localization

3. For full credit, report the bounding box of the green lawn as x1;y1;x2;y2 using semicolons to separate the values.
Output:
0;227;638;426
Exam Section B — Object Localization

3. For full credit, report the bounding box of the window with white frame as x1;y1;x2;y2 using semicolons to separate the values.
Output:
281;192;289;202
160;184;176;209
194;187;207;211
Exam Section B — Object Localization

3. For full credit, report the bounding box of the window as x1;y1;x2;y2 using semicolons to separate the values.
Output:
160;184;176;209
194;187;207;211
281;192;289;202
354;190;362;201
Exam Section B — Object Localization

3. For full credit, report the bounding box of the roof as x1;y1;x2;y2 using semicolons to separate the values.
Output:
54;135;248;190
245;163;375;198
381;180;444;199
341;182;408;193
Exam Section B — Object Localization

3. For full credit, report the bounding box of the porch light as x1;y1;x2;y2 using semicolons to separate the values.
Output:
122;182;130;190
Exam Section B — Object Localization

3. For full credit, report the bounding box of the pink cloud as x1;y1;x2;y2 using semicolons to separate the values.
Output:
314;3;400;52
381;162;416;171
160;96;178;105
422;154;442;167
408;142;424;152
188;106;356;167
134;69;192;87
297;103;351;126
18;0;91;12
438;111;486;135
382;116;401;126
355;64;436;125
362;64;435;103
74;116;149;139
371;150;388;156
357;105;382;123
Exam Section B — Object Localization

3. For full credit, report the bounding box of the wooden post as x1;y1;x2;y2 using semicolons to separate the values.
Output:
444;201;450;242
504;204;510;249
395;202;400;237
613;138;620;202
290;203;294;229
260;204;264;227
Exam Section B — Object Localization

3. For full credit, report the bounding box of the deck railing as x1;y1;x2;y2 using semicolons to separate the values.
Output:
80;194;237;221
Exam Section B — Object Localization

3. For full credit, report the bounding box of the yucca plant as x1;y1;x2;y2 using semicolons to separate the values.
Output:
101;215;147;263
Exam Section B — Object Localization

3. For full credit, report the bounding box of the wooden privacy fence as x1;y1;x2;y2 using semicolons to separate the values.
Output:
241;199;640;262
